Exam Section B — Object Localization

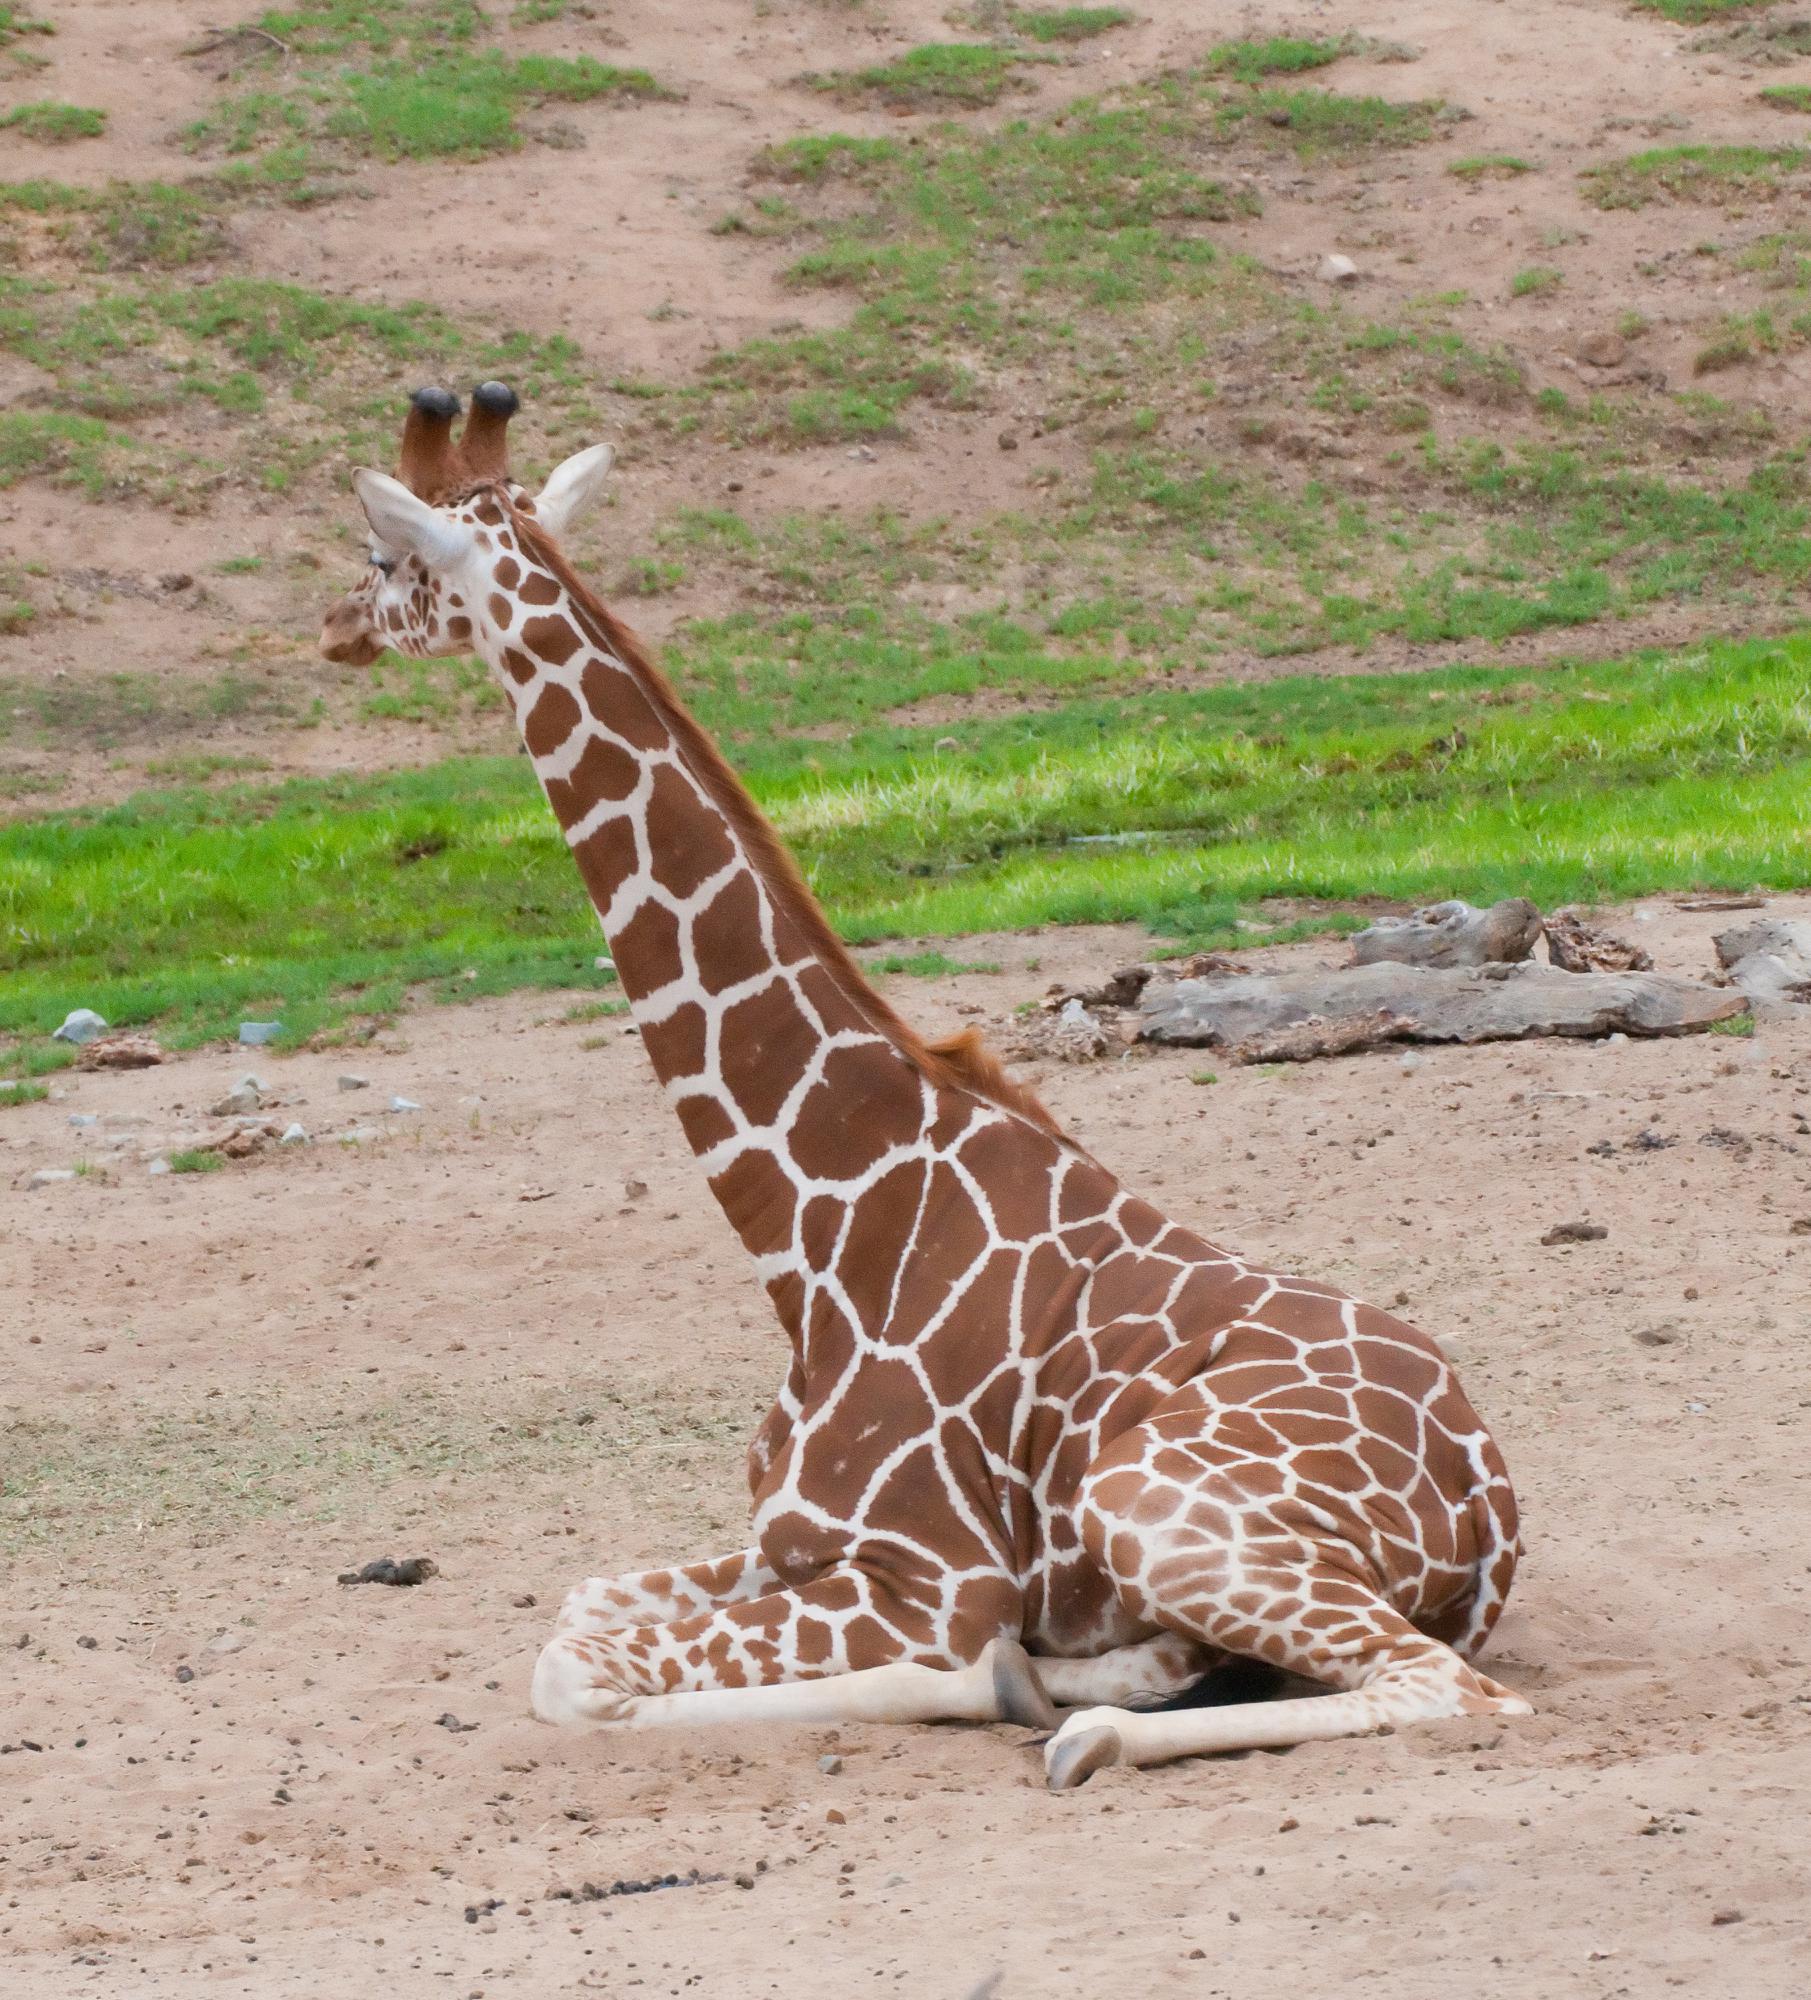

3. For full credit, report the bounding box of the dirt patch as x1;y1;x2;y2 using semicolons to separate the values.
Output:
3;901;1808;1993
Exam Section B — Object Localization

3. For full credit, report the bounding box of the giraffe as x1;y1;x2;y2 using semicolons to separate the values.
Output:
319;384;1530;1789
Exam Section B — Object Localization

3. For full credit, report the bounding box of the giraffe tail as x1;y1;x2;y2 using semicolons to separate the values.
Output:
1129;1653;1286;1714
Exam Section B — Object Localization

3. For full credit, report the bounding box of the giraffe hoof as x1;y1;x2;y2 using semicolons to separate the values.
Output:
987;1638;1059;1731
1045;1723;1123;1793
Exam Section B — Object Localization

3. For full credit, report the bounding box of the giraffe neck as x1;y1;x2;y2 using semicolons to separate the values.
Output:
469;509;979;1334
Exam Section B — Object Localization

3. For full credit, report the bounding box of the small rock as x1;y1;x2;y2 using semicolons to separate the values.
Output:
846;444;877;462
624;1177;649;1200
278;1123;309;1146
1633;1324;1681;1347
147;1158;171;1176
340;1125;380;1145
818;1753;843;1775
1398;1053;1424;1074
1711;1909;1744;1926
174;1664;195;1684
997;430;1019;452
1685;1400;1708;1415
338;1557;438;1587
68;1113;97;1128
238;1021;282;1047
437;1712;479;1734
205;1630;248;1654
210;1080;262;1117
388;1095;422;1114
1576;331;1628;370
52;1009;108;1046
26;1169;76;1189
337;1074;369;1093
1542;1220;1608;1246
159;571;195;592
76;1635;98;1650
934;736;961;752
593;956;613;973
1791;1218;1811;1236
1317;253;1359;285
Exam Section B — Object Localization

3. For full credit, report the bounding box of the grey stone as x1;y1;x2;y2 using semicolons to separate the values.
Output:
26;1168;76;1188
210;1079;262;1118
337;1073;369;1092
278;1122;309;1146
52;1009;108;1045
1351;899;1543;970
67;1113;97;1128
340;1126;380;1145
1318;252;1359;284
1714;918;1811;1007
1140;960;1749;1057
238;1021;282;1047
818;1753;843;1775
388;1095;422;1113
147;1158;171;1176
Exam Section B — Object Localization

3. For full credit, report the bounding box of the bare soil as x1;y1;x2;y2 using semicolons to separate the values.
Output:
5;900;1810;1996
5;0;1811;805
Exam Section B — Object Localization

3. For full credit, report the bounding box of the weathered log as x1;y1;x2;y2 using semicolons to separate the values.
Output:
1350;898;1543;969
1545;908;1653;974
1139;960;1747;1056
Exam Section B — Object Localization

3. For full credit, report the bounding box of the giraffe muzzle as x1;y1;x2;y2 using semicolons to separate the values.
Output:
319;602;385;668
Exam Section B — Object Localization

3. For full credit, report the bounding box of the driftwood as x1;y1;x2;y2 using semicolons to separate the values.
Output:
1714;918;1811;1006
1350;898;1543;970
1545;909;1653;974
1139;960;1748;1057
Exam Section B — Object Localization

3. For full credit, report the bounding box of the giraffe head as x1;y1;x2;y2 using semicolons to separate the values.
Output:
318;381;614;668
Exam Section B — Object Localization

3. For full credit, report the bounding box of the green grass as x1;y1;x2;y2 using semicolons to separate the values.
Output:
0;6;53;47
1695;308;1783;372
5;630;1811;1044
185;0;666;161
1449;153;1534;180
1204;36;1348;81
814;43;1027;108
1;101;104;142
1583;143;1807;208
1009;7;1131;42
865;950;1003;976
1511;265;1564;298
0;1079;47;1107
1760;84;1811;111
1218;89;1443;160
0;270;591;499
1633;0;1779;20
168;1148;226;1174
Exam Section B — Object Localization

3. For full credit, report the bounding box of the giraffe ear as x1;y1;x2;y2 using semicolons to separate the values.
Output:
352;468;474;570
532;444;614;540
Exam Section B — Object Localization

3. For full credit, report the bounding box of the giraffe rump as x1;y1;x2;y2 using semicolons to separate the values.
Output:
500;491;1073;1146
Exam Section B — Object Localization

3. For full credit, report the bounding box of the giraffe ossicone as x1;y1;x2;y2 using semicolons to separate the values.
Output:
318;384;1530;1787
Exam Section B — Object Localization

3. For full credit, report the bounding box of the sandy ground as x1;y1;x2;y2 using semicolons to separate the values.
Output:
5;900;1810;1997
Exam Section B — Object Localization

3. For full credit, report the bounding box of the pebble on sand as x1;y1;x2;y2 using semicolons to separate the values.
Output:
238;1021;283;1047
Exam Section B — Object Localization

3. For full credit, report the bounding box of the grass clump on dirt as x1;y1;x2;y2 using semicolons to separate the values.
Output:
187;0;666;161
811;43;1028;109
0;272;591;499
168;1148;226;1174
1203;35;1349;81
0;1079;48;1108
1634;0;1781;20
0;7;52;48
1582;143;1808;208
1217;89;1444;160
1511;265;1564;298
1008;7;1132;43
1449;153;1534;180
6;630;1811;1041
1760;83;1811;111
0;101;104;142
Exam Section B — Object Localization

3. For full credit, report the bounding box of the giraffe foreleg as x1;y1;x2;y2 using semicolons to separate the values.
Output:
551;1547;779;1635
531;1572;1054;1732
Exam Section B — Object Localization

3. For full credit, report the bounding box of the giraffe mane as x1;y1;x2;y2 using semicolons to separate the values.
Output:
499;491;1073;1146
